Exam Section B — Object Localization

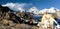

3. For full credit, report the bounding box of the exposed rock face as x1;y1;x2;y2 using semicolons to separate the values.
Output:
0;5;10;13
0;5;21;23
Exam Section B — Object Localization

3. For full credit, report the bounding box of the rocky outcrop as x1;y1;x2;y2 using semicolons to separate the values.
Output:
0;5;22;23
0;5;38;29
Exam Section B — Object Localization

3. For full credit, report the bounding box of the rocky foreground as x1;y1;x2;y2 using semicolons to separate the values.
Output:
0;20;38;29
0;5;39;29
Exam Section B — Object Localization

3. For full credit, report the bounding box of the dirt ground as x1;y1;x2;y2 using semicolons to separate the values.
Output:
0;21;39;29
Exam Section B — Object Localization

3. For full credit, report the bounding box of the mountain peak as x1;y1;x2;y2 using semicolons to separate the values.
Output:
47;7;57;13
40;7;59;14
28;7;40;14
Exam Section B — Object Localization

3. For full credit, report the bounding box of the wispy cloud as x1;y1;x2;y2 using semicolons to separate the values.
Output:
2;3;33;12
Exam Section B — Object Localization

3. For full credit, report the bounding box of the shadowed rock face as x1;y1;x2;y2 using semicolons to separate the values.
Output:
0;5;10;13
0;5;11;20
0;5;2;7
2;7;10;13
0;5;22;23
0;5;3;12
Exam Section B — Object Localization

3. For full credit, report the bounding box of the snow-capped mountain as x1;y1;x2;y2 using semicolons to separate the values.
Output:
47;7;57;13
40;8;47;14
28;7;40;15
40;7;59;14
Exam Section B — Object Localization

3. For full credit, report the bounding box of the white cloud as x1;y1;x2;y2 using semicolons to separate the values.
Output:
2;3;15;8
2;3;32;12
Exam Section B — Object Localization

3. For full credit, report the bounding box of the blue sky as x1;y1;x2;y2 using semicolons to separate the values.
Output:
0;0;60;10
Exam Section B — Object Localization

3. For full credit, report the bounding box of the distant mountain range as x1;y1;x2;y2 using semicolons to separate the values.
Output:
2;4;60;15
27;7;60;15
